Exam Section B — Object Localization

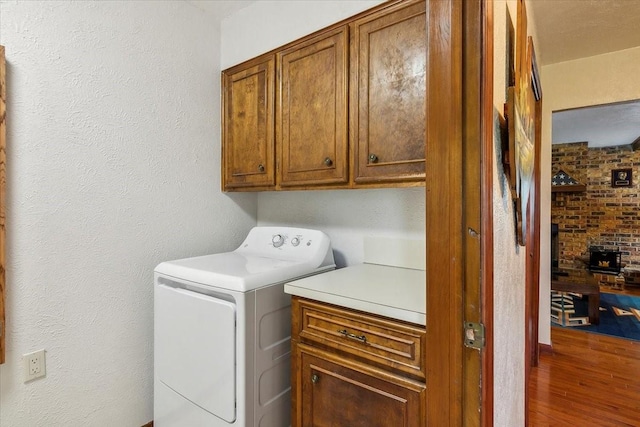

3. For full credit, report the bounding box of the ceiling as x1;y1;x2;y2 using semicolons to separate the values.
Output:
552;100;640;147
528;0;640;147
528;0;640;66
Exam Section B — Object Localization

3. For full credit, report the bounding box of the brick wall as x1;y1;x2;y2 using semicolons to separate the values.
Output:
552;142;640;283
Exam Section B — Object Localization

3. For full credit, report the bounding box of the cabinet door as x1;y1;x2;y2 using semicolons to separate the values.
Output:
222;54;275;190
277;27;349;187
351;0;426;184
297;345;424;427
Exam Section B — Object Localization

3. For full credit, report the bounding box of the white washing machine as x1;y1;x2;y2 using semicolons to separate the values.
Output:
154;227;335;427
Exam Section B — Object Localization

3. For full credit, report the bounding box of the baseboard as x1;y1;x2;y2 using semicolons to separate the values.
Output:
141;422;153;427
538;343;553;355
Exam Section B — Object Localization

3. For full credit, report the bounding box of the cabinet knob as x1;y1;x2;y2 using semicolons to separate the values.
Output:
311;374;320;384
324;157;333;167
368;154;379;163
258;164;265;172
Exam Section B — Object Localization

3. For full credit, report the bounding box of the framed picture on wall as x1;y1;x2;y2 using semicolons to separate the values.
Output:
612;168;632;187
504;0;542;246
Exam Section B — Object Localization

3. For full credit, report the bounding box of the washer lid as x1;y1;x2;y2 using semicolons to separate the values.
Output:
155;252;332;292
155;227;335;292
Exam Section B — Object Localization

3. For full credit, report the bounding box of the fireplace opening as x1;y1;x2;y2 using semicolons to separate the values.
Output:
588;248;622;275
551;223;568;278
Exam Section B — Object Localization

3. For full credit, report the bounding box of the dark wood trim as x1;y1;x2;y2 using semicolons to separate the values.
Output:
632;135;640;151
426;0;488;425
526;38;542;372
551;184;586;193
141;422;153;427
481;1;495;425
524;40;542;427
425;0;464;424
530;90;542;370
538;343;553;355
461;0;486;426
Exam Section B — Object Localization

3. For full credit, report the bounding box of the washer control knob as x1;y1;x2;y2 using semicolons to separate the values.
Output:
291;237;300;247
272;234;285;248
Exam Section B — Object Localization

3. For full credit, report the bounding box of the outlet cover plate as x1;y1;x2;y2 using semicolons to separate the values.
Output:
23;349;46;382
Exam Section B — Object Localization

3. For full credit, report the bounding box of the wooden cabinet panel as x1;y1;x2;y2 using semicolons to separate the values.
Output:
296;344;425;427
277;27;349;187
291;297;426;426
294;298;425;380
221;0;428;191
351;0;426;183
222;54;275;190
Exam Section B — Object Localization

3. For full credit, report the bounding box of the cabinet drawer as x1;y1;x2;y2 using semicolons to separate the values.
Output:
293;297;425;380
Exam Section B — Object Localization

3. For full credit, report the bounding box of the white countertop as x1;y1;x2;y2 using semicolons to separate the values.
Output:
284;263;426;325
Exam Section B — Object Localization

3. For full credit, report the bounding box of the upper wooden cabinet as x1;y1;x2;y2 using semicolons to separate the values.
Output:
352;0;426;184
277;26;349;187
221;0;426;191
222;55;275;191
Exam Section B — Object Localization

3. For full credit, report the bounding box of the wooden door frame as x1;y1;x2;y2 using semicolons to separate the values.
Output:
425;0;493;425
524;42;543;425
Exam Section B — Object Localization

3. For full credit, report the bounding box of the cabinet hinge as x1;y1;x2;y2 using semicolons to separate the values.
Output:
464;322;485;350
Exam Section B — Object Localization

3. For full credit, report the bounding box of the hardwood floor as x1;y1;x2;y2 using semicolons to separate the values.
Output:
601;284;640;297
529;327;640;426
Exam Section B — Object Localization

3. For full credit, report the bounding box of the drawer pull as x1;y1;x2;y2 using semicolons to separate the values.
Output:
337;329;367;343
311;374;320;384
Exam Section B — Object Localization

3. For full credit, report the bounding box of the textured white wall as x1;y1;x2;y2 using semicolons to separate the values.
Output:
221;0;426;264
221;0;384;69
492;1;527;425
538;46;640;345
257;189;425;267
0;1;256;425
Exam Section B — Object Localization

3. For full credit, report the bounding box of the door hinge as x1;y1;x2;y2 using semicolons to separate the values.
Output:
464;322;485;350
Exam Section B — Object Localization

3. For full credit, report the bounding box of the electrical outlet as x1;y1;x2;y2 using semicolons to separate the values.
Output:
23;349;46;382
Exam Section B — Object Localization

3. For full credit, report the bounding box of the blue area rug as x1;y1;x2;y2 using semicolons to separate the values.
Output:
551;292;640;341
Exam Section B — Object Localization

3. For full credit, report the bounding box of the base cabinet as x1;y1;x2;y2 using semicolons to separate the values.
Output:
296;345;424;427
291;297;426;426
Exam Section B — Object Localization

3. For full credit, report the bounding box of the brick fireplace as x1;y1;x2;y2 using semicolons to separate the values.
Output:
552;141;640;286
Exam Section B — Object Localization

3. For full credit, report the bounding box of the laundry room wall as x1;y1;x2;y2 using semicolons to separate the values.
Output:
221;1;426;266
0;1;255;425
491;1;529;424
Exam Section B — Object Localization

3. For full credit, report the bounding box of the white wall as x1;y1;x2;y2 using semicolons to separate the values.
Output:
221;0;426;264
492;1;527;425
257;188;425;267
538;46;640;345
0;1;256;425
221;0;384;69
